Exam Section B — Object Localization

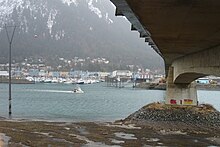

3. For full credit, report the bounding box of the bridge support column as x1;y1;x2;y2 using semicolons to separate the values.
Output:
165;67;198;105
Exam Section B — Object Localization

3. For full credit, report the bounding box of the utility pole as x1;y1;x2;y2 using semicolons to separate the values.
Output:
5;24;17;118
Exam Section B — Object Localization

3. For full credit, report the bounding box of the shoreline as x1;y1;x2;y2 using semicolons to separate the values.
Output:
136;82;220;91
0;103;219;146
0;78;35;84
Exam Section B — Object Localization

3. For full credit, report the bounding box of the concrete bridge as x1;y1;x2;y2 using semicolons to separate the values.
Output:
110;0;220;105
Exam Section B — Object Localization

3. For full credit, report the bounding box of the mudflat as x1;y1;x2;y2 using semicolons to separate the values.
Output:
0;103;219;146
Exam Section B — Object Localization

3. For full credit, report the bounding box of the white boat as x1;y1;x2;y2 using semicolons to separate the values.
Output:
76;79;84;84
51;78;59;83
72;86;84;94
64;80;73;84
26;76;34;82
44;78;52;83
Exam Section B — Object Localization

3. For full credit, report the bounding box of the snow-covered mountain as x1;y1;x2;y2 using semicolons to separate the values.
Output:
0;0;163;69
0;0;114;34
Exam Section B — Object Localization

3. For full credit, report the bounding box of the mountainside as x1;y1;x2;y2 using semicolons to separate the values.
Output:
0;0;164;70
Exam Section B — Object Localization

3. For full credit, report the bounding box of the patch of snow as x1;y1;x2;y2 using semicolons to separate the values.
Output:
61;0;78;6
105;13;113;24
47;9;58;35
0;0;24;26
87;0;102;18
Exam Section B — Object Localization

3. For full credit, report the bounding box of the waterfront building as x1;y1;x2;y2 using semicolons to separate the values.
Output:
69;70;85;78
29;69;39;77
112;70;132;78
13;69;22;78
51;71;60;78
39;70;47;77
0;71;9;77
60;72;69;78
97;72;110;78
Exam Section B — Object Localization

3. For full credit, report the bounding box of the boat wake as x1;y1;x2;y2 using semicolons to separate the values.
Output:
26;89;74;94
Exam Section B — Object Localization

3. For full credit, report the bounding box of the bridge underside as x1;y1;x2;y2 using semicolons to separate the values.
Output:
111;0;220;67
111;0;220;105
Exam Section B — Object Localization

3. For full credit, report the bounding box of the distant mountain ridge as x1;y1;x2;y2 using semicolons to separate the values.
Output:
0;0;164;70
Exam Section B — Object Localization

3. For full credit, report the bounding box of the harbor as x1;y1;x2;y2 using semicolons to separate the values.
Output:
0;83;219;121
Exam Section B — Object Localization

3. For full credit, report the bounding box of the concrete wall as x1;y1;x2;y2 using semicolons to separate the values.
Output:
172;45;220;84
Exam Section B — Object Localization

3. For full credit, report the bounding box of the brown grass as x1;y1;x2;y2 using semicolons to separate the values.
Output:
142;102;218;114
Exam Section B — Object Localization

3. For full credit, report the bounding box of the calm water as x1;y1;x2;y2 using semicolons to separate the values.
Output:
0;83;219;122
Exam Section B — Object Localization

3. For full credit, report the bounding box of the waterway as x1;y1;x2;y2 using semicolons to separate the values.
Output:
0;83;219;122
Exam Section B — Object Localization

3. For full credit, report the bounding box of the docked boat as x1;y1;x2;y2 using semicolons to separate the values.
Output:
76;79;84;84
72;86;84;94
44;78;52;83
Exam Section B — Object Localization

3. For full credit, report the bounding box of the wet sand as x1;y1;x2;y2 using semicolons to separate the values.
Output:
0;118;219;146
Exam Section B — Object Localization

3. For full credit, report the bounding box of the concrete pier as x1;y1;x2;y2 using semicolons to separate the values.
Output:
166;67;198;105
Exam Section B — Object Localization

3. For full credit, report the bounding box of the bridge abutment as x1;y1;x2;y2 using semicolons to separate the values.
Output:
165;67;198;105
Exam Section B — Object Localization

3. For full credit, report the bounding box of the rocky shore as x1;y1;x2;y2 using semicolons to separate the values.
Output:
121;102;220;136
124;103;220;126
135;82;166;90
